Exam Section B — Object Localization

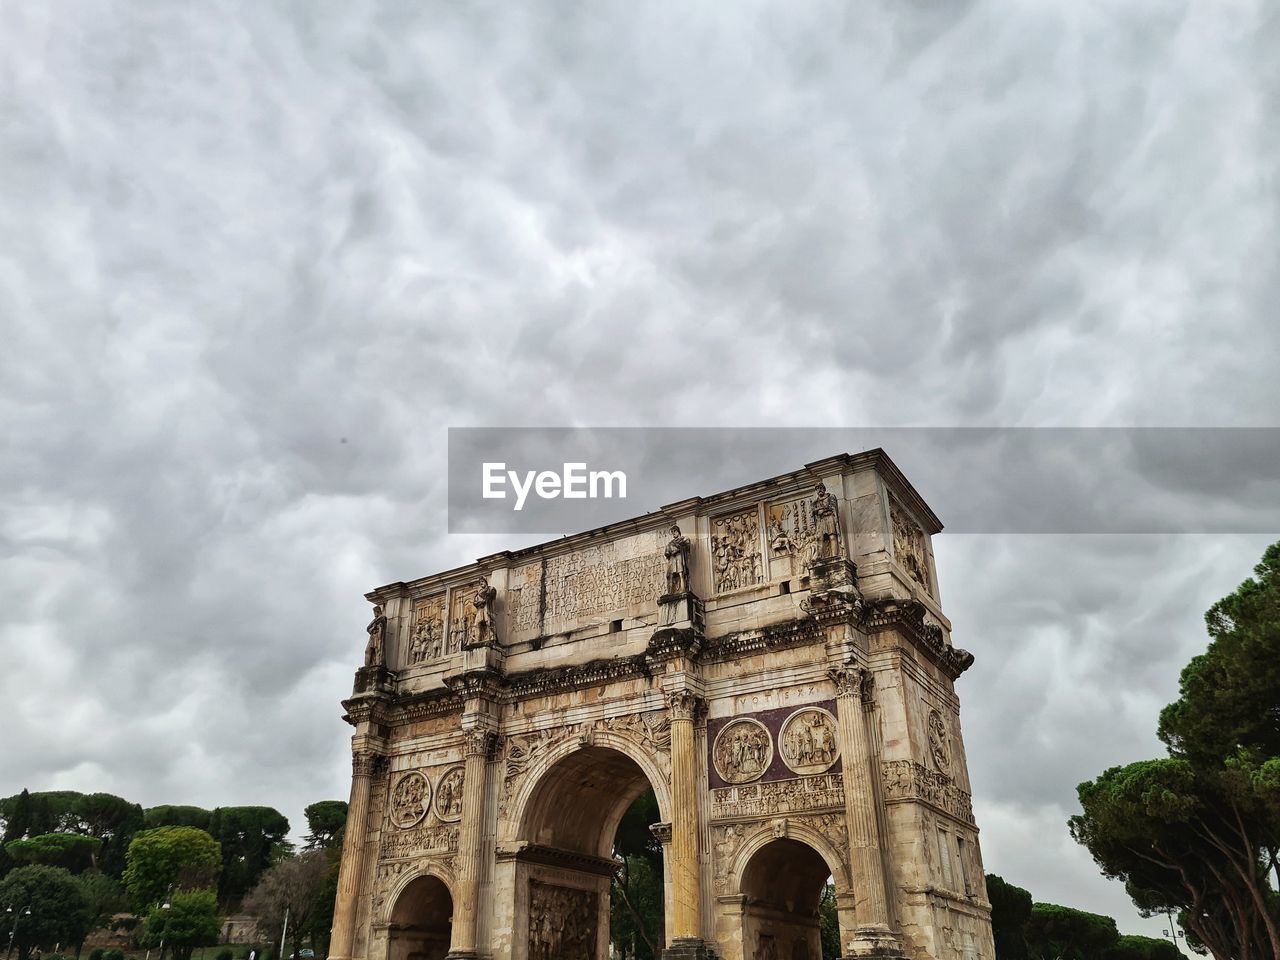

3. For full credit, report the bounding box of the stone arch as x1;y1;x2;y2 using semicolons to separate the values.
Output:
502;727;673;851
729;828;848;960
382;864;457;960
381;861;458;925
727;820;851;895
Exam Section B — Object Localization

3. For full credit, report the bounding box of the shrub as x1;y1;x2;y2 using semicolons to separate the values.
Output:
217;950;234;960
90;950;106;960
103;949;126;960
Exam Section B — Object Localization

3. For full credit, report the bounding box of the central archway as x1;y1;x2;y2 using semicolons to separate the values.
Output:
512;743;670;960
387;874;453;960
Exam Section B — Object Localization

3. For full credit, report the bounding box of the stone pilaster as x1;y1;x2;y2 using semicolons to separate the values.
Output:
829;664;903;958
330;750;380;960
447;728;498;959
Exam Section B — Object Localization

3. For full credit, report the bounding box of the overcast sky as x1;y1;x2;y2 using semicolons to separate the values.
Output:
3;0;1278;945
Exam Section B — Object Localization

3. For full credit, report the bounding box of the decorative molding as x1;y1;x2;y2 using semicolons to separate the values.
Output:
863;597;975;679
666;689;709;723
700;616;825;664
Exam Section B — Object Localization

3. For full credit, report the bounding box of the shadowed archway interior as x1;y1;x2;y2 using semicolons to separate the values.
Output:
388;874;453;960
740;838;832;960
520;745;658;858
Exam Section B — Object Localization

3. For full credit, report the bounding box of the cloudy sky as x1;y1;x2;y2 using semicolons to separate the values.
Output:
3;0;1278;945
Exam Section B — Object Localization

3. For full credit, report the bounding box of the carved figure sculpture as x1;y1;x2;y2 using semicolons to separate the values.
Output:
364;605;387;667
780;708;840;775
664;524;692;596
713;718;773;784
811;483;841;561
471;577;497;647
435;766;464;821
390;771;430;828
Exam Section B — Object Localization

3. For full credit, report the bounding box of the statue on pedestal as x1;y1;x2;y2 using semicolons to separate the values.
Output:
811;483;842;561
664;524;692;596
471;577;497;647
364;604;387;667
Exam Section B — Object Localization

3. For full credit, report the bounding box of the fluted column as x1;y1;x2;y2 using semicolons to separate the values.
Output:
829;665;900;955
666;688;706;944
330;751;378;960
448;729;496;959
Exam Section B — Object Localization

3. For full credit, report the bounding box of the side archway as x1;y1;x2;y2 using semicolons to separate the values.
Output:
383;867;456;960
726;826;849;960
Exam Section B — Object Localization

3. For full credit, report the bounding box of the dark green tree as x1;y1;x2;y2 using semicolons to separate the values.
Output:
244;851;335;958
207;806;290;903
5;833;102;872
73;871;127;931
818;882;841;959
0;865;95;960
302;801;348;850
1072;541;1280;960
121;827;222;912
72;794;144;878
986;874;1032;960
609;790;663;960
139;889;221;960
1025;903;1119;960
1104;934;1184;960
143;806;213;832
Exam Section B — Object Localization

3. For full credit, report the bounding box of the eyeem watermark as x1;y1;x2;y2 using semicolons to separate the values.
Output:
482;462;628;511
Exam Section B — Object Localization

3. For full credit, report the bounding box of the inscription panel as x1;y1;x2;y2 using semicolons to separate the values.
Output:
508;532;665;638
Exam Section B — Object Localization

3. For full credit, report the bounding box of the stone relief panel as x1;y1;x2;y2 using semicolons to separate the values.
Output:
890;496;931;593
928;709;952;772
379;822;460;861
507;532;666;638
712;508;764;593
434;765;464;823
390;771;431;829
712;717;773;785
710;813;849;895
407;595;449;665
766;495;820;579
528;880;598;960
778;708;840;776
711;773;844;820
883;759;975;825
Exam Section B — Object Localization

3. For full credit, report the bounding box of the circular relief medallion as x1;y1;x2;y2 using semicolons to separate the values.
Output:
390;771;431;829
928;709;951;771
434;765;465;823
779;707;840;775
712;717;774;784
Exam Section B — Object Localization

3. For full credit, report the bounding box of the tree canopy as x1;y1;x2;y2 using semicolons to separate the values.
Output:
143;805;213;832
244;850;333;957
1072;540;1280;959
986;873;1032;960
302;800;348;850
122;826;222;912
207;805;290;902
0;865;95;960
140;888;222;960
5;832;102;872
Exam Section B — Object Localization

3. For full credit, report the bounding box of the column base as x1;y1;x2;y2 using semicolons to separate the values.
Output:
444;952;479;960
842;926;905;958
661;937;721;959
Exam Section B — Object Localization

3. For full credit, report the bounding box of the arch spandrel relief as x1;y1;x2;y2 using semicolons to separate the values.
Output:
434;765;464;823
390;770;431;829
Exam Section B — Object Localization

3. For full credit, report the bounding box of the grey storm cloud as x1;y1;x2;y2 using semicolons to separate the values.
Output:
2;0;1278;944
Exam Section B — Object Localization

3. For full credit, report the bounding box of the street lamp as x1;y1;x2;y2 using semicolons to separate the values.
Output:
6;906;32;960
157;901;172;960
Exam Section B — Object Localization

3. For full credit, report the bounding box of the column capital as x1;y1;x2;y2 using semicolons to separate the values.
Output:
666;688;708;722
352;751;387;779
828;663;874;703
463;729;501;760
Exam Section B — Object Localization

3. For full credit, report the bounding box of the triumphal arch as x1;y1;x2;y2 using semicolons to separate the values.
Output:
329;451;995;960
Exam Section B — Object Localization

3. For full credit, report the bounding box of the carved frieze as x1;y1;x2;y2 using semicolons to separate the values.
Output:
408;594;448;664
434;765;464;822
882;759;974;825
712;508;763;592
711;773;844;820
390;771;431;828
766;494;820;577
779;708;840;775
378;822;459;861
712;717;773;784
528;880;597;960
890;496;930;593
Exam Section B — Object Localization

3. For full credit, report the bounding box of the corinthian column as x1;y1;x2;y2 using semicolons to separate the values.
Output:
330;751;378;960
666;688;706;946
829;664;901;957
447;729;496;959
